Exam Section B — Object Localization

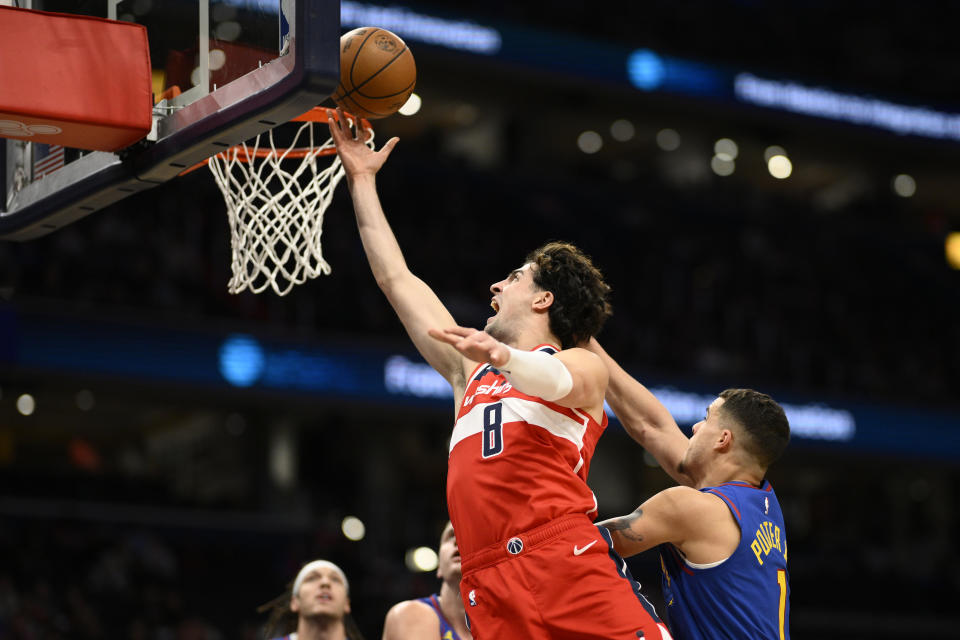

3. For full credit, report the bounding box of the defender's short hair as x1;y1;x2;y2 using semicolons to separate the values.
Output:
718;389;790;468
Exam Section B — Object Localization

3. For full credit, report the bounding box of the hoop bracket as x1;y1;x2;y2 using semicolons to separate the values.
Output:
179;108;371;175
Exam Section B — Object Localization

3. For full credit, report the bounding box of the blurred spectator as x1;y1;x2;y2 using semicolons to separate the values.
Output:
261;560;364;640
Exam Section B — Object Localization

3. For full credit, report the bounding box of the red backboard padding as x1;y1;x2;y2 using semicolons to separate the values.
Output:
0;6;152;152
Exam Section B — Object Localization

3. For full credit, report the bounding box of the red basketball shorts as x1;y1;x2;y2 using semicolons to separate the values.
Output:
459;513;673;640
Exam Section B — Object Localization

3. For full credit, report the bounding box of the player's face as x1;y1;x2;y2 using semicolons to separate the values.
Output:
436;522;462;582
679;397;726;478
486;263;537;342
290;565;351;621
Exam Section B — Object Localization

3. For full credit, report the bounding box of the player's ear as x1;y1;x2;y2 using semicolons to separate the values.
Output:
345;597;351;615
290;595;300;613
532;290;554;312
716;429;734;452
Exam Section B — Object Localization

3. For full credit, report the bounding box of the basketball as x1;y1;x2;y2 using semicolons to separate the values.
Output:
333;27;417;120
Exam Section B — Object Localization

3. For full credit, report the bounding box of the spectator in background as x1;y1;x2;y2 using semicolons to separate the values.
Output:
382;522;472;640
262;560;364;640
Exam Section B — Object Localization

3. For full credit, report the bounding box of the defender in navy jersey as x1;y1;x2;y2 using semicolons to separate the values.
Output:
589;339;791;640
382;522;472;640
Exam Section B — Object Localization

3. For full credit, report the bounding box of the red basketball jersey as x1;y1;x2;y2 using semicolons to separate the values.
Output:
447;345;607;557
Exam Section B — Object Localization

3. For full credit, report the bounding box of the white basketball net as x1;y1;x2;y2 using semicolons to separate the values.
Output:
208;117;375;295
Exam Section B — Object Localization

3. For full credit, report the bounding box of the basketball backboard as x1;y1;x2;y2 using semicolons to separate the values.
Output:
1;0;340;240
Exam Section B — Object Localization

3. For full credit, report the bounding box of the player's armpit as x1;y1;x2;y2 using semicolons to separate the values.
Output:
382;600;441;640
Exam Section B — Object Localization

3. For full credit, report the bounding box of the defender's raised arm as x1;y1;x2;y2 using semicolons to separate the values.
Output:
586;338;693;486
328;108;472;394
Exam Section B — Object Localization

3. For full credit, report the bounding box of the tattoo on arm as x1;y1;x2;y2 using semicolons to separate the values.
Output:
606;508;644;542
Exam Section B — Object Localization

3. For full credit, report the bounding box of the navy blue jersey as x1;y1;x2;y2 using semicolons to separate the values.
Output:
659;480;789;640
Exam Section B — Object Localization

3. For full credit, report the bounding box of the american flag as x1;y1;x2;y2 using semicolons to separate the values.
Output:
33;144;65;178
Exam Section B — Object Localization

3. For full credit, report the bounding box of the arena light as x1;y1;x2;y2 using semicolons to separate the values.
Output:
384;355;452;398
214;21;242;42
946;233;960;270
341;1;502;54
711;155;735;176
219;334;265;387
577;131;603;154
631;387;857;441
405;546;439;572
735;72;960;142
627;49;666;90
655;128;681;151
16;393;35;416
767;154;792;179
342;516;366;541
714;138;738;159
764;145;787;162
398;93;422;116
892;174;916;198
208;49;227;72
610;119;635;142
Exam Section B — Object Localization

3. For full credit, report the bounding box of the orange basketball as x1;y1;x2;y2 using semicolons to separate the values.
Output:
333;27;416;120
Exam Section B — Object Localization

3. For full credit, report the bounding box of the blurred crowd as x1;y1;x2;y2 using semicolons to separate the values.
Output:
0;519;245;639
1;139;956;407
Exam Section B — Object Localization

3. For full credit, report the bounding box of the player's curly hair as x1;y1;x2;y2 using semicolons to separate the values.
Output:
718;388;791;468
525;241;612;349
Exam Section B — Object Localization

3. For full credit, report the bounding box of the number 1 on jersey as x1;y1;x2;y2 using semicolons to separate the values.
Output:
776;569;787;640
482;403;503;458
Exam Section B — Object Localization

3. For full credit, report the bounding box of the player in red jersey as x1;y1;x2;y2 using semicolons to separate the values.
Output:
329;108;671;640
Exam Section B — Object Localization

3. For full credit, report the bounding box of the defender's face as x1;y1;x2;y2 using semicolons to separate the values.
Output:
291;565;350;620
679;397;726;477
486;263;536;333
436;522;462;582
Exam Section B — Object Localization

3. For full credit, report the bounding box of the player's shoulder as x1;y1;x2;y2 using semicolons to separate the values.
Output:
657;485;730;517
555;345;606;370
383;598;438;635
659;484;707;504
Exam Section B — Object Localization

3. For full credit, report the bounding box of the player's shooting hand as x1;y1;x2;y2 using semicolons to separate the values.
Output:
428;326;511;368
326;107;398;179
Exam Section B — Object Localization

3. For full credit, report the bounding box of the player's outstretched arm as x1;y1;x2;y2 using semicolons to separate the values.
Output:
586;338;693;486
328;108;470;389
428;327;607;414
599;486;736;561
382;600;439;640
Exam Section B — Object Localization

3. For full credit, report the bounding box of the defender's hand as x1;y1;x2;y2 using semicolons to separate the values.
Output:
326;107;398;179
428;326;510;368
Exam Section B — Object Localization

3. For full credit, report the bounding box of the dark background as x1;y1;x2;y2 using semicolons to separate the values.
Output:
1;1;959;638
